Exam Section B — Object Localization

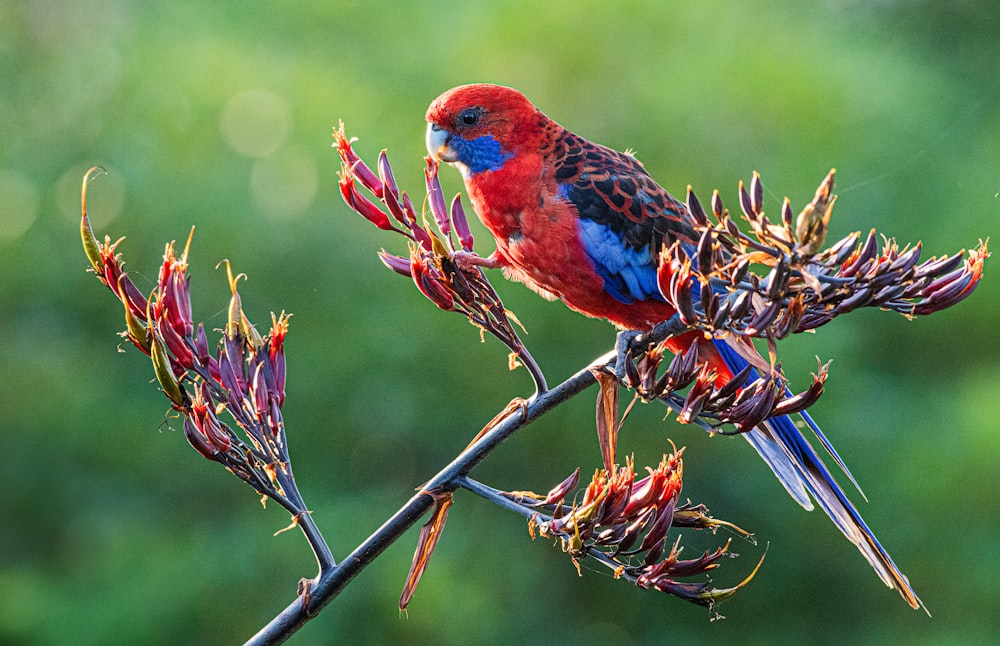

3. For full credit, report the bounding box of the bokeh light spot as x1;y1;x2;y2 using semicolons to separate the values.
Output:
250;148;318;220
219;89;291;159
0;169;41;242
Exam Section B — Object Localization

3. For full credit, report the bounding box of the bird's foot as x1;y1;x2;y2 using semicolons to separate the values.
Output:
614;329;643;383
450;250;501;272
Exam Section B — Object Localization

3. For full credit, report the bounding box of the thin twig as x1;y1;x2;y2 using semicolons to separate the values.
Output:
455;476;539;519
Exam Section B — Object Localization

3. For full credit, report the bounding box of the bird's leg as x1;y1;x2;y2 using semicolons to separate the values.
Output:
614;316;687;382
614;329;643;382
451;250;503;273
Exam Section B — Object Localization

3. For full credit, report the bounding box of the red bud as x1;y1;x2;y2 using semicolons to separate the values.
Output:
339;173;393;231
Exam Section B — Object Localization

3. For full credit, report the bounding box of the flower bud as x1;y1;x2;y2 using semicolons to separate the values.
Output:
339;172;394;231
450;194;475;252
80;166;107;272
424;157;451;237
150;329;186;408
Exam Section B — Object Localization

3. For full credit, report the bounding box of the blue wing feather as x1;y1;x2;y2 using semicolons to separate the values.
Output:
551;130;696;304
576;218;662;304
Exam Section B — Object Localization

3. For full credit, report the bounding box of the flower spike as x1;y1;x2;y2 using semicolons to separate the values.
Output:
485;448;760;613
335;127;547;393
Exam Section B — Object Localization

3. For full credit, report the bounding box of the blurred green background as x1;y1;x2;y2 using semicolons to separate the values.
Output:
2;1;999;643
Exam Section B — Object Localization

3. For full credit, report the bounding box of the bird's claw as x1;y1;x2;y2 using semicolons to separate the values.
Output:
451;250;501;272
614;329;643;383
450;250;481;272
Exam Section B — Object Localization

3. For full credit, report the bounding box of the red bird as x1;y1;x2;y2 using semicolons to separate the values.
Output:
426;83;923;609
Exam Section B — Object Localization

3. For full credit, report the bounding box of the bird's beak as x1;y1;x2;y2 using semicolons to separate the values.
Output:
426;123;458;162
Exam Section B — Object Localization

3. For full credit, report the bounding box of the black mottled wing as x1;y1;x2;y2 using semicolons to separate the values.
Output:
554;131;696;249
551;130;697;303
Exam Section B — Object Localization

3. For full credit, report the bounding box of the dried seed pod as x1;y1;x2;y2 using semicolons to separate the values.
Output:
772;366;828;417
711;189;724;219
711;297;732;330
696;229;714;273
764;257;790;301
915;272;974;313
700;283;716;320
679;376;714;424
685;185;708;226
873;283;906;304
887;243;922;275
837;286;873;313
729;290;753;322
729;257;751;288
772;295;805;338
738;179;754;217
714;364;753;402
183;417;219;459
916;251;964;277
734;381;778;433
781;196;794;231
451;194;475;251
829;232;861;266
841;230;879;277
796;311;834;332
750;171;764;215
745;301;781;336
424;157;451;237
922;263;970;295
672;273;698;325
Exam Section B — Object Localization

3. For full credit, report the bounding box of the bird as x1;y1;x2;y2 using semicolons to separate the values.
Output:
425;82;923;610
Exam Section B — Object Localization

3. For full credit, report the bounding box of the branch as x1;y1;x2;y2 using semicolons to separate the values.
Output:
246;349;610;644
88;163;726;644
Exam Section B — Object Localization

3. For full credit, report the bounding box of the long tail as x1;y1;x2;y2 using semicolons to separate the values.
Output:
711;338;925;611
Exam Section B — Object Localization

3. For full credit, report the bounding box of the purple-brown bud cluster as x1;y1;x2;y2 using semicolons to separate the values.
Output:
623;338;828;435
658;170;989;342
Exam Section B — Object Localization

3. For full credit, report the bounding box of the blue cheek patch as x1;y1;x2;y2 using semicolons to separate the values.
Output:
577;218;663;304
453;134;513;175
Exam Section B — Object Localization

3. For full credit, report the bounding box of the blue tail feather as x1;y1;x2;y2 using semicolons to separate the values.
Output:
712;338;923;610
800;408;867;501
712;341;866;498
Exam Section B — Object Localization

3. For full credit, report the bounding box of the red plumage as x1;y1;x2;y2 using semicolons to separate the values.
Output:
425;83;726;374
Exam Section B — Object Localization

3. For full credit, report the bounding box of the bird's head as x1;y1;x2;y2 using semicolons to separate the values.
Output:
425;84;540;178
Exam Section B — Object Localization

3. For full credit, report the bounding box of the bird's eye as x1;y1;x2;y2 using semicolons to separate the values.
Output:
458;108;481;127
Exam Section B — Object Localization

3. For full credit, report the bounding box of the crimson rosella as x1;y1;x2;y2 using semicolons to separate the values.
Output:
425;83;923;609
